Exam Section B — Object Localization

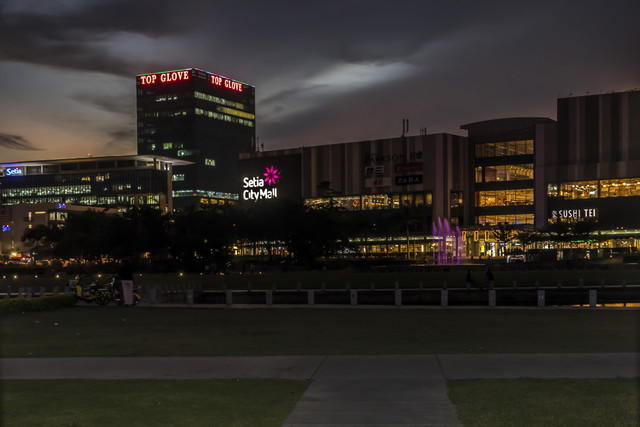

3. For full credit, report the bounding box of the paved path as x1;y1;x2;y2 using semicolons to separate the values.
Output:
2;353;638;426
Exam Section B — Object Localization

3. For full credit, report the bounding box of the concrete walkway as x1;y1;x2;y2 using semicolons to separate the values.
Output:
2;353;639;426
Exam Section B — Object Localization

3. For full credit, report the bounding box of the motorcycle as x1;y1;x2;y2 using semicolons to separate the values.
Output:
71;279;110;305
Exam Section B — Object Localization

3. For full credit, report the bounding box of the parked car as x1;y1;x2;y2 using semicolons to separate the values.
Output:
506;254;525;263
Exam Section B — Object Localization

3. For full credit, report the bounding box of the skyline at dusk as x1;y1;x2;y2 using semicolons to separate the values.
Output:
1;0;639;163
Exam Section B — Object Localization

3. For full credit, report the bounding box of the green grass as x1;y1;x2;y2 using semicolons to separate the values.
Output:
1;379;308;427
2;266;638;293
448;378;640;427
2;307;638;357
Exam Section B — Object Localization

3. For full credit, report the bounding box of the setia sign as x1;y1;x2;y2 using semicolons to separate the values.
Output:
242;166;280;202
139;69;244;92
5;167;24;176
551;208;598;220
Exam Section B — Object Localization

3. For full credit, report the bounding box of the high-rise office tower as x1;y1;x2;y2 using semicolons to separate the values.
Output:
136;68;256;210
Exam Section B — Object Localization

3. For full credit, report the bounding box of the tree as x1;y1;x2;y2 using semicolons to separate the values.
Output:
514;228;537;252
544;220;572;248
21;224;53;260
492;222;514;256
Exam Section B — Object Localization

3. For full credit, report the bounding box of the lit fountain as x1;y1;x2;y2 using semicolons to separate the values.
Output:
432;217;463;264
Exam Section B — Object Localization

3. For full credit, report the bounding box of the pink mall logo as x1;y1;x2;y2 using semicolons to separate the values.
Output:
263;166;280;186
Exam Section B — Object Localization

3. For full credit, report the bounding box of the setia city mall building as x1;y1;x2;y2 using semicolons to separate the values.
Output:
1;67;639;260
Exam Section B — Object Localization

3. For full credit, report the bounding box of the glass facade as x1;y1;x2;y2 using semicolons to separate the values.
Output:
475;164;534;183
137;68;256;210
548;178;640;199
475;189;534;207
0;157;176;211
475;139;534;157
305;192;432;211
473;136;535;227
475;214;534;225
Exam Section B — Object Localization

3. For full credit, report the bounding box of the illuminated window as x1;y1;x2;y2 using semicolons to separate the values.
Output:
482;164;533;182
204;158;216;167
475;189;533;207
163;142;173;150
177;150;195;157
600;178;640;198
475;167;483;183
194;107;254;127
216;106;255;120
475;214;534;225
194;91;247;110
172;174;185;181
475;140;534;158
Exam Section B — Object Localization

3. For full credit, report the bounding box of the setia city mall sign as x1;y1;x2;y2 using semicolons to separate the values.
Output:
138;69;244;92
242;166;280;202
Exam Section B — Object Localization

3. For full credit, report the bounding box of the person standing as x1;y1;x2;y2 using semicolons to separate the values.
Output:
119;258;134;306
486;268;494;290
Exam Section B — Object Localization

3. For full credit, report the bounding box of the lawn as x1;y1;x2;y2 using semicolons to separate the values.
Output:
448;378;640;427
1;378;308;427
2;307;639;357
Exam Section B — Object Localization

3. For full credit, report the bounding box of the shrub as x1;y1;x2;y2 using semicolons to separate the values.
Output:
0;294;76;314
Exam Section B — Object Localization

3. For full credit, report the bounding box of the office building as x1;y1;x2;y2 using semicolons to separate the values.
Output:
0;155;188;213
136;68;256;209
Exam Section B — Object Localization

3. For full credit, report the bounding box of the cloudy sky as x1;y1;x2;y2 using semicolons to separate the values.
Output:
1;0;639;163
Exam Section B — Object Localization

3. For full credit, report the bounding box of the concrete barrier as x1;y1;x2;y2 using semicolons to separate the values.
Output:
537;290;545;307
441;289;448;307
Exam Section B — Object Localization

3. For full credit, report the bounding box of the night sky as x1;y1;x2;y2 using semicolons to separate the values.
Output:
1;0;639;163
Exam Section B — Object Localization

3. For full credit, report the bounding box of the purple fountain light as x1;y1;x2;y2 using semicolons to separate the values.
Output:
432;217;464;265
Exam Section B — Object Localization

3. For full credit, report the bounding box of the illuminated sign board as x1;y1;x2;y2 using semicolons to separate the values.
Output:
210;75;243;92
551;208;598;219
395;175;423;185
6;167;23;176
2;225;10;232
138;69;244;92
58;203;67;209
242;166;280;202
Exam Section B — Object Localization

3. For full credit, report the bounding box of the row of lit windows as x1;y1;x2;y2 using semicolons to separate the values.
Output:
199;198;231;206
1;195;160;207
475;164;534;183
140;110;188;118
305;192;433;211
547;178;640;199
173;189;238;200
1;184;92;197
194;108;254;127
476;214;534;225
475;140;534;158
155;95;178;102
475;189;534;207
194;91;248;111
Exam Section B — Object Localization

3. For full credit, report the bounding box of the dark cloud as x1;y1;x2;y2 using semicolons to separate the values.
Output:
71;92;134;116
0;133;41;150
103;127;136;153
0;0;638;161
0;0;193;76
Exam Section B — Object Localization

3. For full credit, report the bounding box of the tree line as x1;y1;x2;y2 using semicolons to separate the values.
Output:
20;200;368;270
